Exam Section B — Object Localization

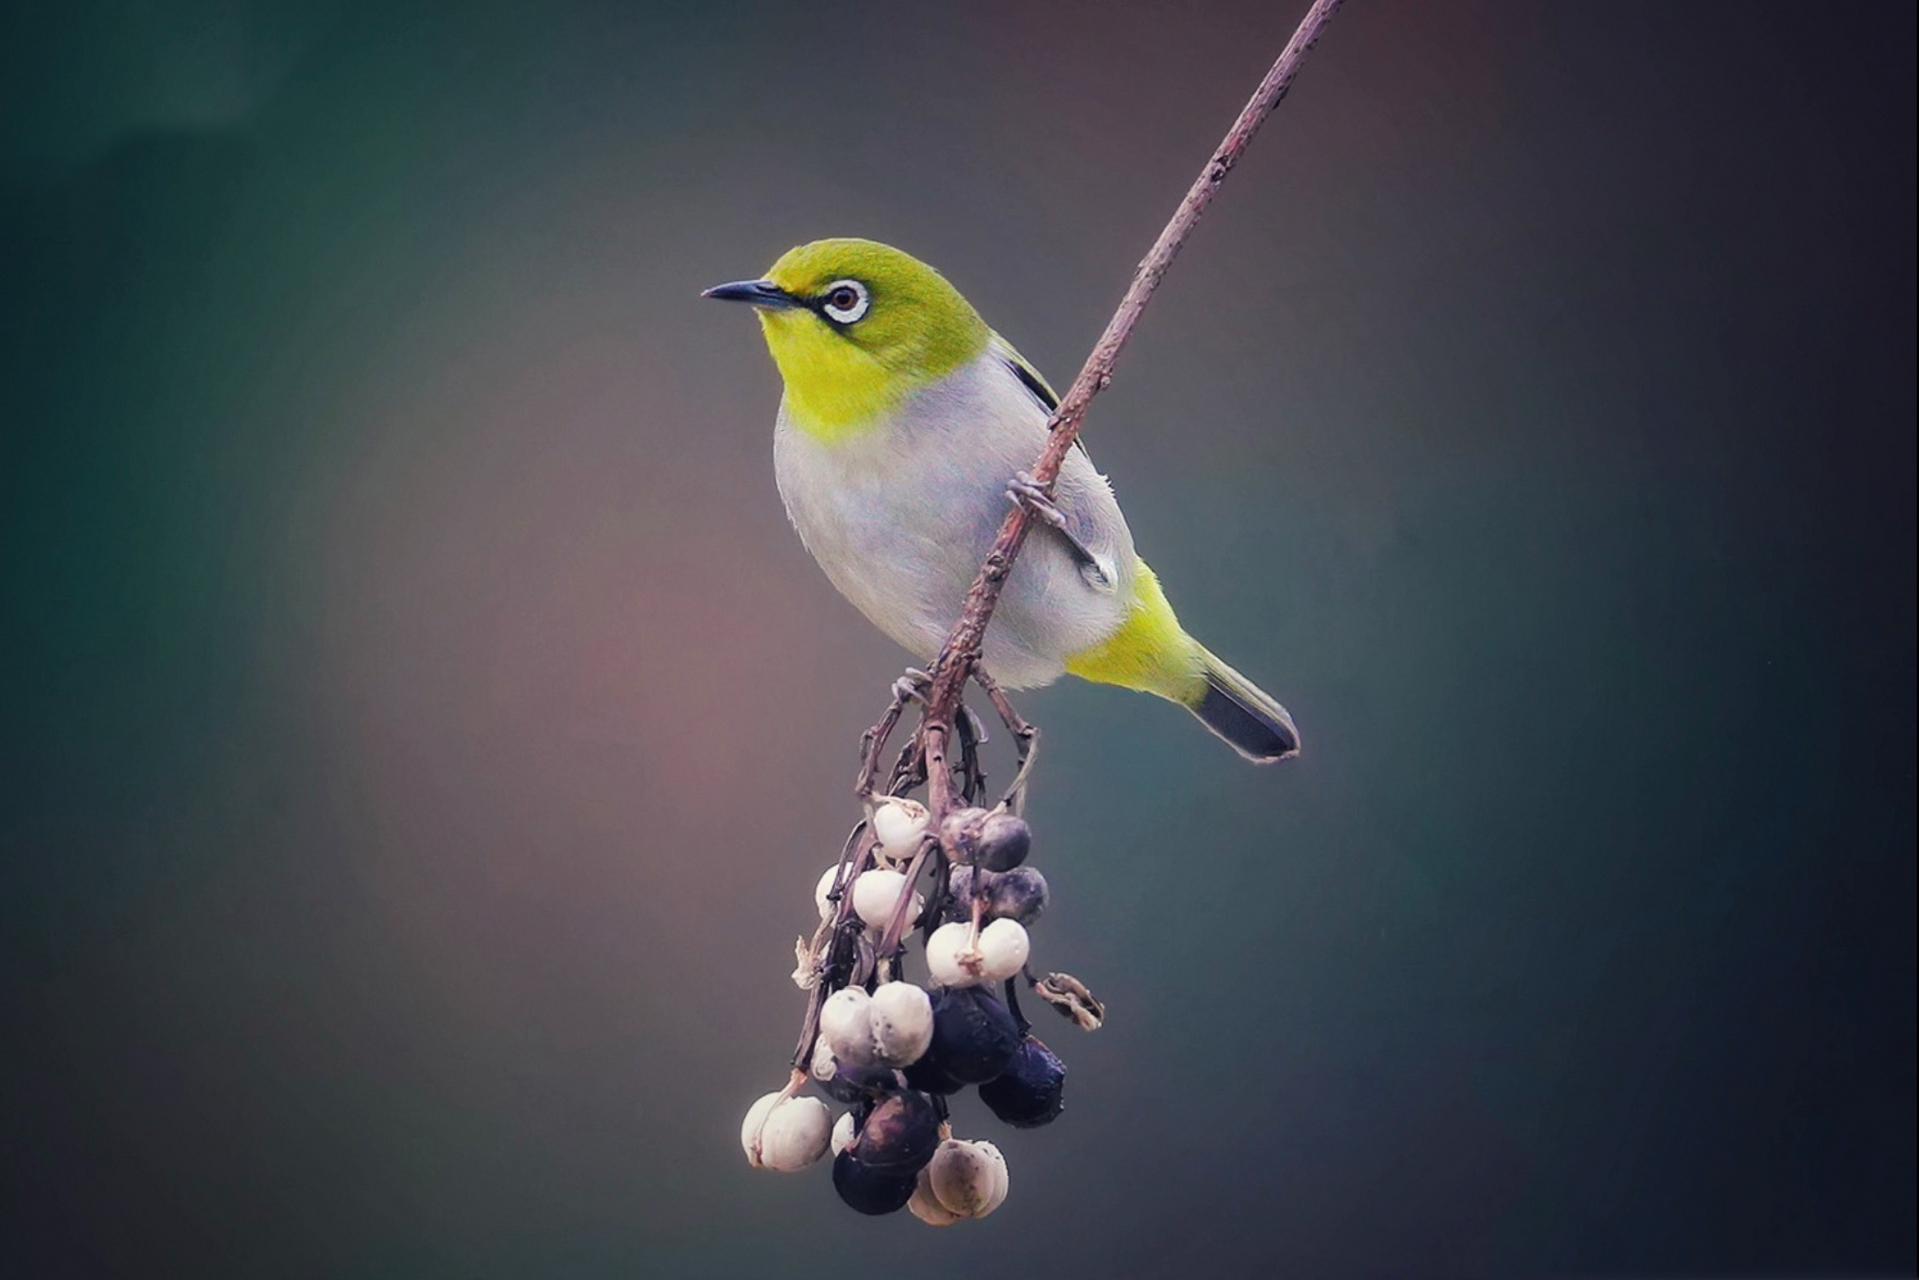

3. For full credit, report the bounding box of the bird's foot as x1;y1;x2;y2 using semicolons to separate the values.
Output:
1006;470;1067;529
891;667;933;705
1007;471;1112;589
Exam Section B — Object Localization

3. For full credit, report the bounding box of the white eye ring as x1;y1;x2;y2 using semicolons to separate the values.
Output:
820;279;870;325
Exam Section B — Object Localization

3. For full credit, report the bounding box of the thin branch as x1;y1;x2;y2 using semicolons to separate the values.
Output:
908;0;1344;813
973;669;1037;813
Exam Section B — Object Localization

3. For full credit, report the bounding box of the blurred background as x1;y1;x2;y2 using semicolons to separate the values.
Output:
2;1;1913;1276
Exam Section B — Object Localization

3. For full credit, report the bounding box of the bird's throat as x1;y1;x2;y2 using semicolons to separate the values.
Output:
759;312;901;443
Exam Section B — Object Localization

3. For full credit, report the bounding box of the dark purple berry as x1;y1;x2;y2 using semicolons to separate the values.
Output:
901;1049;966;1096
927;985;1022;1085
978;1036;1066;1128
938;807;994;865
822;1062;900;1104
975;811;1031;872
943;865;990;924
850;1087;940;1176
986;866;1048;925
832;1150;917;1215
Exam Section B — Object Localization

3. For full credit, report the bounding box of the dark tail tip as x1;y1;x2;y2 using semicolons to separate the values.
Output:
1192;666;1300;764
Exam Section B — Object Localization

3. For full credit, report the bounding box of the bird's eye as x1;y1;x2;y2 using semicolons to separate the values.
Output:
820;279;870;325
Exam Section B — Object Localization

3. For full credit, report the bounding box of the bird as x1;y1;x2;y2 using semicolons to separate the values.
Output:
704;238;1299;763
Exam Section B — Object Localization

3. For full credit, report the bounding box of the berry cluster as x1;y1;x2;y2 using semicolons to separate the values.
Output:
741;795;1095;1223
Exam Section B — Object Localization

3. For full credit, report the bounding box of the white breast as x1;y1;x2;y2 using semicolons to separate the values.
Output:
773;349;1137;689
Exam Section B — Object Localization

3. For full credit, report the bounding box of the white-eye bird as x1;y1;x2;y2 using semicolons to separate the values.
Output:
705;238;1299;763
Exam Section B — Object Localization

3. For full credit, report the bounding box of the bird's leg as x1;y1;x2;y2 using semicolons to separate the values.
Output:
1006;471;1112;588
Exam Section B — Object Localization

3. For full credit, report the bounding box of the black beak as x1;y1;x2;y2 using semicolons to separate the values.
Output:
702;278;802;309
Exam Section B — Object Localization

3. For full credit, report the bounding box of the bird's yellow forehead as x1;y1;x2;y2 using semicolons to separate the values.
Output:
765;237;917;298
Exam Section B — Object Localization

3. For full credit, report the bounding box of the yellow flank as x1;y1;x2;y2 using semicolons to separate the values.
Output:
1064;561;1207;703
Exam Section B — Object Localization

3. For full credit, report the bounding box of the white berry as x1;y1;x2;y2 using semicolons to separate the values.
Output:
815;865;844;921
976;1140;1009;1213
820;986;877;1067
868;981;934;1066
925;921;982;987
830;1110;857;1156
759;1095;831;1172
871;798;931;864
976;918;1030;982
851;868;920;932
740;1092;830;1172
809;1034;837;1082
928;1138;1009;1217
740;1092;778;1165
908;1165;962;1226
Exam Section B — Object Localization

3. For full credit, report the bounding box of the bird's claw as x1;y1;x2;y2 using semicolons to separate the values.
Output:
891;667;933;705
1006;470;1066;529
1008;471;1112;589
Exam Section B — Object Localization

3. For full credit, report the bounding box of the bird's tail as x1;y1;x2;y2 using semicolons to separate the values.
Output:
1186;648;1301;764
1060;561;1301;765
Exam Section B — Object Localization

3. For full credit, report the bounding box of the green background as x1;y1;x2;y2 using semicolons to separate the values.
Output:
3;1;1913;1276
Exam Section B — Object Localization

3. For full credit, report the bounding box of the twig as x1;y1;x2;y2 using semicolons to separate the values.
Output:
856;689;913;801
973;669;1037;813
906;0;1344;817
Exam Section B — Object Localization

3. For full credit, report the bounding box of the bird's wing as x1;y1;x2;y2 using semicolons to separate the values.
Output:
990;334;1094;463
986;335;1129;596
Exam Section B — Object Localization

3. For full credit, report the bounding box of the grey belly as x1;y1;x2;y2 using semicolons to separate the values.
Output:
776;424;1131;690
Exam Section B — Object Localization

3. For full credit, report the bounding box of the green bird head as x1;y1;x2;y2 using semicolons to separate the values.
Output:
704;238;990;439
